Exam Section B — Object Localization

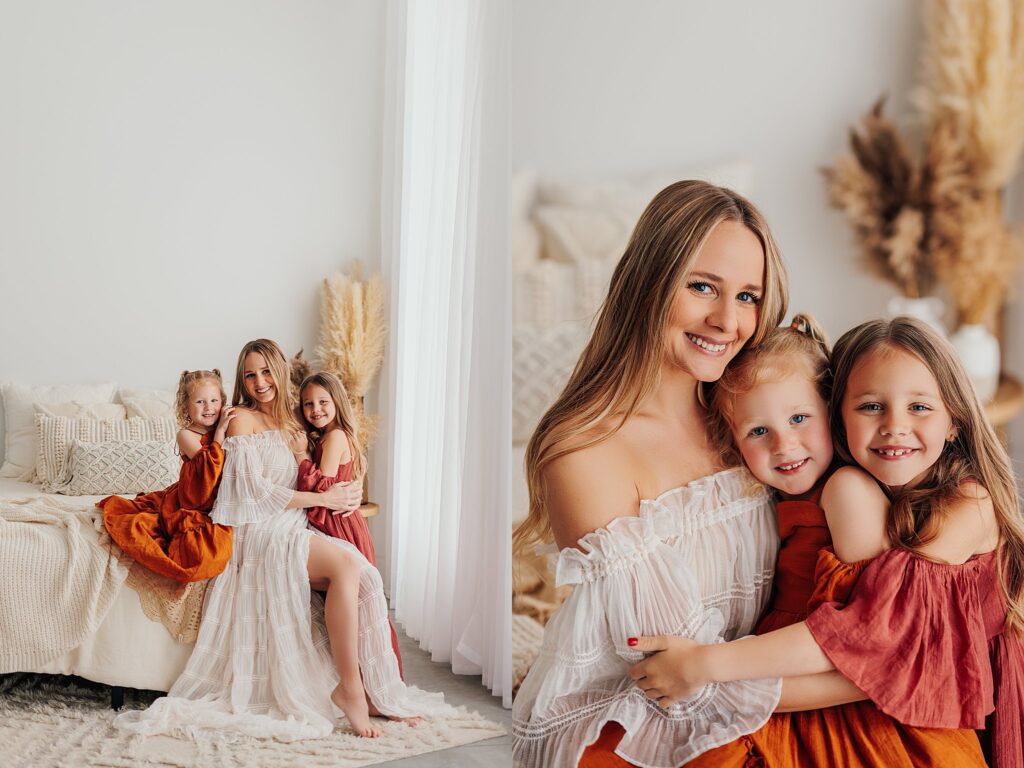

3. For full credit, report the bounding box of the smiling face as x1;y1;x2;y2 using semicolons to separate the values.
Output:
185;381;223;430
664;220;765;382
730;369;833;498
242;351;277;406
842;346;955;491
301;383;337;432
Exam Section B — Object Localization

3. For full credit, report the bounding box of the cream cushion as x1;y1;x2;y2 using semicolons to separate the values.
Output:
118;387;177;420
63;439;179;496
511;321;591;444
35;415;177;492
0;382;118;480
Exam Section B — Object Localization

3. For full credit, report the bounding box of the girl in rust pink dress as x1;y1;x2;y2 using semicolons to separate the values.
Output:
628;317;1024;767
297;371;402;675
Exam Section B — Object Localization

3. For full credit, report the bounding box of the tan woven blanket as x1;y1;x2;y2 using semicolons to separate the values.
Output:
0;495;130;672
125;563;207;644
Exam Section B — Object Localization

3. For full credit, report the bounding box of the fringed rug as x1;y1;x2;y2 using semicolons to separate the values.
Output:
0;674;506;767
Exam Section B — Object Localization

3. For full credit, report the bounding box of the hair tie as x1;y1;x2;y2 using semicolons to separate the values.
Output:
790;317;809;335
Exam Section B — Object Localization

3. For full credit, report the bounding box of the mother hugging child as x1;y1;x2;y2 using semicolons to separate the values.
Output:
511;180;1024;767
102;339;453;740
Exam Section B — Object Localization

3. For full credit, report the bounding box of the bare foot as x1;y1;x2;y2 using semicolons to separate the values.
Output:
368;699;423;727
332;683;381;738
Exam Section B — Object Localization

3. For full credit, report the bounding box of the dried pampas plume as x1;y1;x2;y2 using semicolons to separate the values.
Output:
316;261;386;448
823;99;932;298
289;349;312;391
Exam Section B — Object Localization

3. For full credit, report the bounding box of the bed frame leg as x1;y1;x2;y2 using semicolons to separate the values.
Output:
110;686;125;710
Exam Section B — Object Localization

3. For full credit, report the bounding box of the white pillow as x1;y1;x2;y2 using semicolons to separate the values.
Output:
123;398;176;420
512;321;591;444
534;204;635;264
34;402;128;420
61;439;179;496
35;414;177;492
0;381;118;480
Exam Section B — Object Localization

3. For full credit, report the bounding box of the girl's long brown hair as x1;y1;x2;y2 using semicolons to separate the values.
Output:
513;180;789;553
297;371;366;479
830;317;1024;632
232;338;301;434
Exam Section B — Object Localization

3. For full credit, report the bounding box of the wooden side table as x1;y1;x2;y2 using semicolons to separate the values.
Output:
984;372;1024;445
359;502;379;519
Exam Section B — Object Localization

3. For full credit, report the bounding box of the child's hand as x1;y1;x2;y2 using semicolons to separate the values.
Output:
321;480;362;513
628;636;707;708
213;406;237;445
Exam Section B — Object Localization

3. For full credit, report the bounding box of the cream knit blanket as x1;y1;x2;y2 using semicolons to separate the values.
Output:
0;495;130;672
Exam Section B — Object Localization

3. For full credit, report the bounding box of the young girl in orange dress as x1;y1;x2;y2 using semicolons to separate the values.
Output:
296;370;403;676
100;369;234;583
622;317;1024;767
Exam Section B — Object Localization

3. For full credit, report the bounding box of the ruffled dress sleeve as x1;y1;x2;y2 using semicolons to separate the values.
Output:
512;473;781;768
805;547;1001;730
209;433;296;527
297;458;336;493
176;439;224;511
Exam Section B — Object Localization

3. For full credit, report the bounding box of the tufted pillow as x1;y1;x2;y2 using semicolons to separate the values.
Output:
35;415;177;492
62;439;178;496
0;381;119;480
512;321;591;444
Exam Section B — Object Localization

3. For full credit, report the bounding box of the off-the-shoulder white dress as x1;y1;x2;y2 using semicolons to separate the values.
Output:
512;467;781;768
115;430;453;741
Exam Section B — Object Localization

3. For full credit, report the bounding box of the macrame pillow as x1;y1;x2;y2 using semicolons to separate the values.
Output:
512;321;591;444
35;414;177;492
63;439;179;496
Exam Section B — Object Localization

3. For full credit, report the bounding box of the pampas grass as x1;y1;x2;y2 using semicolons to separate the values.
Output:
825;0;1024;326
316;262;386;448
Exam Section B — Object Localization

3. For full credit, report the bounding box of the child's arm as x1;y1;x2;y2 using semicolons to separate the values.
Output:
628;623;833;705
176;429;203;459
775;671;867;712
821;466;889;563
212;406;236;447
317;430;352;478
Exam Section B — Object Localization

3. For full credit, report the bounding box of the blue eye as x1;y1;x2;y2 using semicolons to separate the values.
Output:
749;426;768;437
689;281;714;295
738;291;762;305
857;403;882;412
791;414;807;424
910;404;932;412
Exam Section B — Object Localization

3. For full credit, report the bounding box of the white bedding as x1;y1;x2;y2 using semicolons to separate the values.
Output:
0;479;194;691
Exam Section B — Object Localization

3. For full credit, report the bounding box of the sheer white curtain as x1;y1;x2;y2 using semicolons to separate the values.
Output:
379;0;512;705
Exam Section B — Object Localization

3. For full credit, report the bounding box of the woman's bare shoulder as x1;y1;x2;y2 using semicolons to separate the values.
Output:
226;407;259;437
544;433;641;551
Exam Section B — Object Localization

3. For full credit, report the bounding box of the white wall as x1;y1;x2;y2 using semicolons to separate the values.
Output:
510;0;1024;467
0;0;393;572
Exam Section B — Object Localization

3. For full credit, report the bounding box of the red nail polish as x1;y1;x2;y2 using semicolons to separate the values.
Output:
627;637;638;647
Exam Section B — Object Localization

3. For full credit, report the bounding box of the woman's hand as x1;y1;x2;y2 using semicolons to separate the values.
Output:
288;429;309;459
321;480;362;514
213;406;237;446
628;636;710;708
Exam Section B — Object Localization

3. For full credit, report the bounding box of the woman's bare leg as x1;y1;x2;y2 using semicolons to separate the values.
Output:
307;536;380;738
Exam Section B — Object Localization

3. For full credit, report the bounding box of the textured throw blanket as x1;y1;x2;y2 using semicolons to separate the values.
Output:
0;496;130;672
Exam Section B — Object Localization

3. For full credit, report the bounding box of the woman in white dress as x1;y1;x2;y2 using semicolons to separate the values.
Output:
116;339;452;741
511;180;793;767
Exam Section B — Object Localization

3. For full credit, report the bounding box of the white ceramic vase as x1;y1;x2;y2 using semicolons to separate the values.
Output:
949;324;1000;403
886;296;947;337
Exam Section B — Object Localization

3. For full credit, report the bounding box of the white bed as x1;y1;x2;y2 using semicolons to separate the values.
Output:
0;478;194;694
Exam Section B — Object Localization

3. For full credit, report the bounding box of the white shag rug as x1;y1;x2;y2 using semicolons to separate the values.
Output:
0;674;506;767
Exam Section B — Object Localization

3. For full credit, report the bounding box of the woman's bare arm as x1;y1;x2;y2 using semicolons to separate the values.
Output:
776;672;867;712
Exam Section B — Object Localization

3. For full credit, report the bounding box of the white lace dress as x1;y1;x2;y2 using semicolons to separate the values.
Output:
114;430;454;741
512;467;781;768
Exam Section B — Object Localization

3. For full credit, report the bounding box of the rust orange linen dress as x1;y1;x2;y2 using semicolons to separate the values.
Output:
297;438;403;678
580;494;991;768
100;432;233;583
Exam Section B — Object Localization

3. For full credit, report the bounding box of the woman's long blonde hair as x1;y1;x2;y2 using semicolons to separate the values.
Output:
297;371;366;479
830;317;1024;632
513;180;789;553
232;338;301;433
